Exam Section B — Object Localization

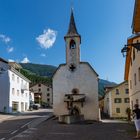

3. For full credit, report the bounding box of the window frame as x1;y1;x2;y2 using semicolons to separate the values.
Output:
114;98;122;103
116;108;120;113
115;89;119;95
124;98;130;103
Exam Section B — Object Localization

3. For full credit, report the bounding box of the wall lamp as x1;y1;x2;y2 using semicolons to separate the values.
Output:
121;42;140;57
0;67;6;75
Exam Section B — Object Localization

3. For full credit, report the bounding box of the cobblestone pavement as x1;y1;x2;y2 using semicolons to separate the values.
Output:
11;118;136;140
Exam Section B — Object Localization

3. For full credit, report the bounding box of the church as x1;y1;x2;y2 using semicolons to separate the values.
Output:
53;9;99;121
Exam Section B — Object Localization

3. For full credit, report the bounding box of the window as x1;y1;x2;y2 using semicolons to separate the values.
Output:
134;73;137;85
116;89;119;95
133;48;135;61
38;88;41;92
70;40;76;49
47;98;50;102
17;90;19;96
131;100;134;110
137;40;139;52
47;93;50;97
136;99;139;104
21;89;24;94
116;108;120;113
12;88;15;95
139;67;140;81
107;98;109;102
114;98;122;103
130;80;132;89
124;98;130;103
12;74;15;81
125;89;129;94
38;84;41;87
21;92;24;97
17;77;19;83
47;88;50;91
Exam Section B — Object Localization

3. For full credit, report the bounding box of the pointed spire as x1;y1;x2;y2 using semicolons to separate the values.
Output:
65;8;80;37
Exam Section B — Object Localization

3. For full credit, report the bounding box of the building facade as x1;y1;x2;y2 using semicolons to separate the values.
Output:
104;81;130;118
53;10;99;120
0;58;30;113
124;0;140;110
30;83;53;107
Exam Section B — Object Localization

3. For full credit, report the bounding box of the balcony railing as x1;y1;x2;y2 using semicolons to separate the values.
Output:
21;84;28;91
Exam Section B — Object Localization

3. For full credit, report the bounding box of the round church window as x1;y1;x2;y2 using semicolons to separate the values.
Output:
72;88;79;94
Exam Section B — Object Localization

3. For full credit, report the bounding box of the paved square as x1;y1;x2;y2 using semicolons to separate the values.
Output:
13;118;136;140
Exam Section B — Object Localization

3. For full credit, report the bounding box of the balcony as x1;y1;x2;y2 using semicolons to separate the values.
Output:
21;84;28;91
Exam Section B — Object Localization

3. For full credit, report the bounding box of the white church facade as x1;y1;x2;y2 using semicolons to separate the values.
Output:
53;10;99;121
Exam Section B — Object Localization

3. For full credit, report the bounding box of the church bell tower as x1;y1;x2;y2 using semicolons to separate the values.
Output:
64;9;81;72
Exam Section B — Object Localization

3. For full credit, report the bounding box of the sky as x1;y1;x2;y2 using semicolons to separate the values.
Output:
0;0;135;83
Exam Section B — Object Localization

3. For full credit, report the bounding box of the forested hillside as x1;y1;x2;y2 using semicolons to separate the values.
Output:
20;63;117;96
20;63;57;85
20;63;57;77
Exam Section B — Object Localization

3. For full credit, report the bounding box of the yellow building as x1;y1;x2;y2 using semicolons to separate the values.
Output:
104;81;130;118
124;0;140;110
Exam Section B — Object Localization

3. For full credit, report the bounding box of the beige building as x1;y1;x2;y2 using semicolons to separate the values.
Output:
30;83;52;107
53;10;99;121
104;81;130;118
123;0;140;110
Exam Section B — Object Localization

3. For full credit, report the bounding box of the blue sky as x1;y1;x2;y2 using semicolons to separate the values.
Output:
0;0;135;83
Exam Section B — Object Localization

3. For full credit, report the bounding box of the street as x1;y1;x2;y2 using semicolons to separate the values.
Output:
0;109;53;140
0;110;137;140
9;117;136;140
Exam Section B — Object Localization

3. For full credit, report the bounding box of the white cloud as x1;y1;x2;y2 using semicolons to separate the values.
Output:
21;57;30;63
0;34;11;44
40;53;46;57
36;28;57;49
8;59;15;62
7;47;14;53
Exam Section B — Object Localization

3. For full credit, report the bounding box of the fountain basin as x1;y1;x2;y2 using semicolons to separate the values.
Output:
59;114;84;124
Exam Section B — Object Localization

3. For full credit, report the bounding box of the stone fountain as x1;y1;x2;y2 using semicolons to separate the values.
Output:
58;93;85;124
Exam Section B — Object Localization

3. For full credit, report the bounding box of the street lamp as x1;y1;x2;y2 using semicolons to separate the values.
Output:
121;42;140;57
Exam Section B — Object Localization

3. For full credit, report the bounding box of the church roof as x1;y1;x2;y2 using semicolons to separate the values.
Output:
65;9;80;38
52;62;99;79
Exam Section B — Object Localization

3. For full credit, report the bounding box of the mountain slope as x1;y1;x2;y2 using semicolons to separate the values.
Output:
20;63;117;97
98;79;117;97
20;63;57;77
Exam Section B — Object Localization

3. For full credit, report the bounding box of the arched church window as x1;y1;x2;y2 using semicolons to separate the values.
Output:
70;40;76;49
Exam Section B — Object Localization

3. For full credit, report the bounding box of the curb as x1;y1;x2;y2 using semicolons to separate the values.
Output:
0;115;15;123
